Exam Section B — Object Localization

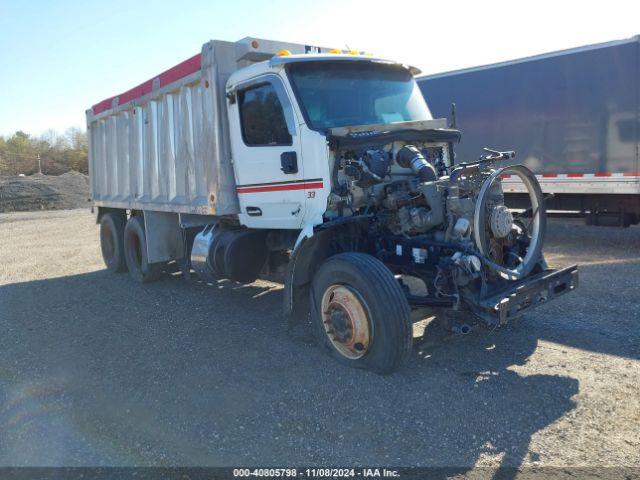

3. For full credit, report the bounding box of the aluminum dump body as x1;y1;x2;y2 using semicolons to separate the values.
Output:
86;38;328;215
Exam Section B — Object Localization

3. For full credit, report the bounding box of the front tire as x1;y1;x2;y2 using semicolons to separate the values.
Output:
124;215;162;283
310;253;412;374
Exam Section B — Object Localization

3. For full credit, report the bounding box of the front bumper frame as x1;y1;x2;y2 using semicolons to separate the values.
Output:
477;264;579;324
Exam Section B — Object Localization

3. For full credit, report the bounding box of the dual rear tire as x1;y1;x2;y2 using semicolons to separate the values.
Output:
99;213;127;273
99;213;162;283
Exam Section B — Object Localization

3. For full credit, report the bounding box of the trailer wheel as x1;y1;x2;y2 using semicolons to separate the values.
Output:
123;215;162;283
310;253;412;374
99;213;127;273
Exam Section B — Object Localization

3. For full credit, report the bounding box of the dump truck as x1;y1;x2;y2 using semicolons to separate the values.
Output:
87;37;578;373
418;36;640;227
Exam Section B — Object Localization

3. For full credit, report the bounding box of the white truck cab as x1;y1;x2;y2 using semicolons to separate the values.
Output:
226;56;327;230
226;53;429;233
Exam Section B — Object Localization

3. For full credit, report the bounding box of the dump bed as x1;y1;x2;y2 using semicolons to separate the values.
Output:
86;37;328;215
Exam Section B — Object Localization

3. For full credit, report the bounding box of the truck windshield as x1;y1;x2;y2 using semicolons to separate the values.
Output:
287;61;431;130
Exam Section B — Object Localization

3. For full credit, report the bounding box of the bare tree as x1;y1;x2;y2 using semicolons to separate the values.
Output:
0;129;89;176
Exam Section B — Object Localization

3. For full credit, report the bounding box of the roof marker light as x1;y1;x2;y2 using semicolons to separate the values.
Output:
329;49;342;54
276;49;291;56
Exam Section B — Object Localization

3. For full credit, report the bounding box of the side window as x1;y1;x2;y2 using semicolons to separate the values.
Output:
239;82;292;146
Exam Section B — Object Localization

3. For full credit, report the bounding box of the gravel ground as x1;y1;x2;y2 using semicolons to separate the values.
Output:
0;209;638;469
0;172;90;213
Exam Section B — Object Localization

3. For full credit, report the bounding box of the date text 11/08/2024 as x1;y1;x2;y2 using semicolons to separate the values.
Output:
232;468;400;478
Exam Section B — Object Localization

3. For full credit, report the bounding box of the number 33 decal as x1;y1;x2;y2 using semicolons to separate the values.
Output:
307;191;316;198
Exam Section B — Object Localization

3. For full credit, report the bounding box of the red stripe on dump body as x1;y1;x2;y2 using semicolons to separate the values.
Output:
92;53;202;115
158;53;201;87
237;181;324;194
117;80;154;107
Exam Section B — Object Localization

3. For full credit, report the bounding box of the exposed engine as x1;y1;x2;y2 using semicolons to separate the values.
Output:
326;134;548;323
329;141;492;242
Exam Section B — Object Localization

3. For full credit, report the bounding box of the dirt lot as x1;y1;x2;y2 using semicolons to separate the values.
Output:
0;209;638;469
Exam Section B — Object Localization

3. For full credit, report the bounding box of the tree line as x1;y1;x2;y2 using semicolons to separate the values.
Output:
0;128;88;176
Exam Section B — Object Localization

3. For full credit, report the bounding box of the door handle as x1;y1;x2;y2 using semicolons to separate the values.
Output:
246;206;262;216
280;151;298;174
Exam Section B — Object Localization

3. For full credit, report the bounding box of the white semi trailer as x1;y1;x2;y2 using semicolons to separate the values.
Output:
88;37;578;373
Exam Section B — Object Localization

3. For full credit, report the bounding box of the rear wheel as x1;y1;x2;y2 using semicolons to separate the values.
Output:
310;253;412;374
99;212;127;273
124;215;162;283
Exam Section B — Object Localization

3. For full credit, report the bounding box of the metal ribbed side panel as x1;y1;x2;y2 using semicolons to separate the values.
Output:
87;41;240;215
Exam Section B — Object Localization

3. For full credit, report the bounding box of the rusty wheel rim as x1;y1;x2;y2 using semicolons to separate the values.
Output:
321;285;371;360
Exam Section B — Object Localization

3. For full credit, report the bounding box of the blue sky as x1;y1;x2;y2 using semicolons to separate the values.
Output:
1;0;638;136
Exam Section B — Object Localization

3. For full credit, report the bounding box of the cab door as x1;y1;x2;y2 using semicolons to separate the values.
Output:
228;75;306;229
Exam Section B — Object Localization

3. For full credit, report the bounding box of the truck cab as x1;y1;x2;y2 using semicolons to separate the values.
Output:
225;53;431;232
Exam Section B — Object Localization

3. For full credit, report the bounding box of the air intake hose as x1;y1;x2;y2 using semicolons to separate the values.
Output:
396;145;437;183
396;145;444;230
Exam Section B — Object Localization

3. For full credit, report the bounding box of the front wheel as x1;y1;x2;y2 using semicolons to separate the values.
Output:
310;253;412;374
